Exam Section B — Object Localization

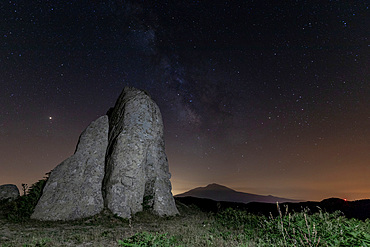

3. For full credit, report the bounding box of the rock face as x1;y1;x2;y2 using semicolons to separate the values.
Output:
103;87;179;218
0;184;19;201
31;87;178;221
31;116;109;221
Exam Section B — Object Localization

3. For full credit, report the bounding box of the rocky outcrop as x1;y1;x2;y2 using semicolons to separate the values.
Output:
31;87;178;221
103;87;178;218
0;184;19;201
31;116;109;221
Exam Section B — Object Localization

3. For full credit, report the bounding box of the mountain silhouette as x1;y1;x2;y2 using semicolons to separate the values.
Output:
175;183;300;203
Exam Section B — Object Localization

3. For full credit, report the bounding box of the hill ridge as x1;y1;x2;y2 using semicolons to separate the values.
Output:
175;183;299;204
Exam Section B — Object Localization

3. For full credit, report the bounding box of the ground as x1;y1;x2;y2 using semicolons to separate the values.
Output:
1;199;369;246
0;202;230;247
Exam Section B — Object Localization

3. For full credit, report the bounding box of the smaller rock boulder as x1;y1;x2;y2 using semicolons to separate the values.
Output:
31;115;109;221
0;184;20;201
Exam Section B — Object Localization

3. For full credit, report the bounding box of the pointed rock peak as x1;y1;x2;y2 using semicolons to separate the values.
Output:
120;86;149;99
123;86;151;96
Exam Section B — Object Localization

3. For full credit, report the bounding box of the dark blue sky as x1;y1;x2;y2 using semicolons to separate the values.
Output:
1;1;369;200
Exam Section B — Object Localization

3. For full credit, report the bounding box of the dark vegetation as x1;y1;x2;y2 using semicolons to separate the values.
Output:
0;173;49;222
1;178;369;246
176;196;370;221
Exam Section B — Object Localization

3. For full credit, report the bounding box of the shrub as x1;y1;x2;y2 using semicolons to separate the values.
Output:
4;173;49;221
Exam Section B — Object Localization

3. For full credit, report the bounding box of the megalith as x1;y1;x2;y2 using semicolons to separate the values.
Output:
0;184;20;201
31;116;109;221
31;87;178;221
103;87;179;218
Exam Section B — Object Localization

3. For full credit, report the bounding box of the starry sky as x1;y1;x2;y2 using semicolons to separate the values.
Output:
1;1;369;201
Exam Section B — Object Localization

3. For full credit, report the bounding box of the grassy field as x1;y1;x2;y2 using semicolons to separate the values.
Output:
1;179;369;246
1;199;370;246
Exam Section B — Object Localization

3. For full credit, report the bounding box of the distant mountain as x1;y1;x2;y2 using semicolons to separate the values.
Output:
175;183;300;203
175;196;370;221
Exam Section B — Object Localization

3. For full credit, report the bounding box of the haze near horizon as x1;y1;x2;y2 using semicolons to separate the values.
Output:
1;1;369;201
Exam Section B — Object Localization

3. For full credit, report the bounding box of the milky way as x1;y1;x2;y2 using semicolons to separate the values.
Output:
1;1;369;200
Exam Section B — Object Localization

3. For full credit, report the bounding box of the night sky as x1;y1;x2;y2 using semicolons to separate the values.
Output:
1;1;369;201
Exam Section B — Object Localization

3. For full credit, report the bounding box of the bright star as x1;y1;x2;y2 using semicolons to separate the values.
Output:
49;116;52;120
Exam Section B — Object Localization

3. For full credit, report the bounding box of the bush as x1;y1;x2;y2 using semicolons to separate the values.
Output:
4;174;49;221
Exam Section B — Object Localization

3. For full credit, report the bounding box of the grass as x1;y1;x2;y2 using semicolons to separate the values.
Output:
214;205;370;246
1;193;369;246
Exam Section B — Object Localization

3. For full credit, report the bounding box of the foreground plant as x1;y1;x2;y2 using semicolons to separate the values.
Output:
118;232;178;247
215;205;370;246
2;174;49;221
2;192;369;246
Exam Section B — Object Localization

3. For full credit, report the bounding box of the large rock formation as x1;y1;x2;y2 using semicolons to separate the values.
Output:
31;87;178;221
103;87;178;218
31;116;109;221
0;184;20;201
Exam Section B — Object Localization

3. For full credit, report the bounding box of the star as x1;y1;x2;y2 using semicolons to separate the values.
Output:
0;0;368;202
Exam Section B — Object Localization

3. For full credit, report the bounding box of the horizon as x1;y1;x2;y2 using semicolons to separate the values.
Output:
5;175;369;203
1;1;369;202
171;182;369;202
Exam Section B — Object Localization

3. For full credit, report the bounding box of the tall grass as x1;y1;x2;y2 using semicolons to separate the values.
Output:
1;186;369;246
117;204;370;246
212;204;370;246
